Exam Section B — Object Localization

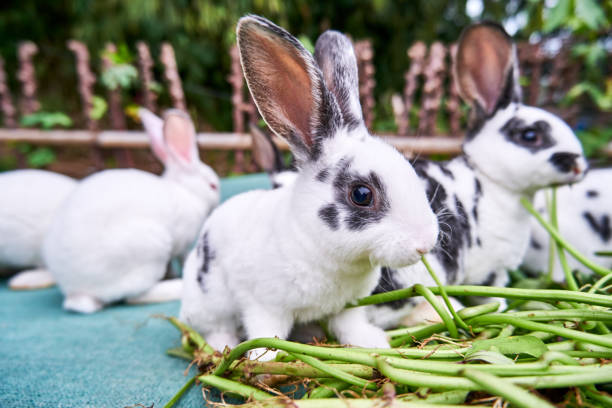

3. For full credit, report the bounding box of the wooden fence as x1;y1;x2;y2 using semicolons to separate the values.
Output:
0;38;610;173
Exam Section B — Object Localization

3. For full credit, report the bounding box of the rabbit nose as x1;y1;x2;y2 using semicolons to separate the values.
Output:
416;247;428;255
549;152;579;174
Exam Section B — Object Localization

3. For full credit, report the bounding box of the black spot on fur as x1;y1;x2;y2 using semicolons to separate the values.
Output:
481;272;496;287
318;204;340;230
583;212;611;243
501;118;556;153
454;195;472;248
549;152;579;173
332;157;390;231
472;177;482;222
530;238;543;250
197;232;215;292
438;162;455;180
316;168;330;182
415;163;466;284
372;267;417;310
586;190;599;198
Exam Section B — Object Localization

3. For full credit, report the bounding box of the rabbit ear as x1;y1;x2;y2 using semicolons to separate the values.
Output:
237;15;342;164
250;123;284;173
314;30;364;130
162;109;200;165
139;108;168;163
455;22;522;117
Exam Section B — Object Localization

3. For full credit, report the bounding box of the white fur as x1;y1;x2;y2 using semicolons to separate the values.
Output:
43;109;219;313
0;170;76;287
522;168;612;281
180;17;438;358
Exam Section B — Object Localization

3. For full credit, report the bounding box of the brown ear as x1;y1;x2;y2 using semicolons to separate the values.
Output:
455;22;521;116
163;109;198;164
237;15;341;163
250;123;282;173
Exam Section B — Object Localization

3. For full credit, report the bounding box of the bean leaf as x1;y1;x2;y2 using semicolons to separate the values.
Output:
466;335;548;359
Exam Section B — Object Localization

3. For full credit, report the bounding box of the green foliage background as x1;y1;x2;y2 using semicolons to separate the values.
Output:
0;0;610;134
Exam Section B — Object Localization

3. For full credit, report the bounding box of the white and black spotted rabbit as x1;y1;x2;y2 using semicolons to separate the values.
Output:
370;22;588;328
522;167;612;281
180;15;438;359
42;109;220;313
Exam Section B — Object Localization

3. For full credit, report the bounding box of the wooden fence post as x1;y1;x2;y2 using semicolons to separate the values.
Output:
447;43;462;137
67;40;97;131
136;42;158;113
419;42;447;136
160;43;186;111
354;40;376;129
17;41;40;116
402;42;427;135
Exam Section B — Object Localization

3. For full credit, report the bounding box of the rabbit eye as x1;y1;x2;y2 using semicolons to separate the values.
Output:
520;128;540;144
350;184;373;207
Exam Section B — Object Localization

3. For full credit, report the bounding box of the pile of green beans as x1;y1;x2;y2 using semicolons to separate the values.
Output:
163;192;612;407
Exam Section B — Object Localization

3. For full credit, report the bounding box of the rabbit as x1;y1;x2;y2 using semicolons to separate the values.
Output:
42;109;220;313
369;22;588;329
521;167;612;281
0;170;77;289
179;15;439;360
250;122;297;189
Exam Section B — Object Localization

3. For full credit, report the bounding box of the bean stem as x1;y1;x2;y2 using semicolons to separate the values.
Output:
162;376;196;408
353;286;612;308
421;256;468;331
466;314;612;348
290;353;376;390
461;368;554;408
198;374;272;401
415;284;458;338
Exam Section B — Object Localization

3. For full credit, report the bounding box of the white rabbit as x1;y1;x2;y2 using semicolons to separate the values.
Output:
42;109;220;313
522;167;612;281
179;16;438;359
0;170;77;289
369;22;588;328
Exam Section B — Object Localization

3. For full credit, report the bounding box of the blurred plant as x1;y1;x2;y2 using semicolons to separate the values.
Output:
20;111;73;129
525;0;611;112
15;143;57;168
100;44;138;90
577;127;612;157
90;95;108;120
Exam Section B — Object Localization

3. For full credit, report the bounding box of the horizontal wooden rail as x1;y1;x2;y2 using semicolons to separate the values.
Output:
0;128;611;156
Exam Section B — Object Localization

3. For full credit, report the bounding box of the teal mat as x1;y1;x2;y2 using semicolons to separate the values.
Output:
0;173;271;408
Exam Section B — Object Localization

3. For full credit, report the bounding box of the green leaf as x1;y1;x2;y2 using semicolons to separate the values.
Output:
27;147;56;168
543;0;571;32
20;112;73;129
90;95;108;120
101;64;138;90
466;335;548;358
575;0;608;30
464;350;516;364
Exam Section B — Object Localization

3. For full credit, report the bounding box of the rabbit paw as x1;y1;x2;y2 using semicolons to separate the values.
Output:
63;294;104;314
8;269;55;290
